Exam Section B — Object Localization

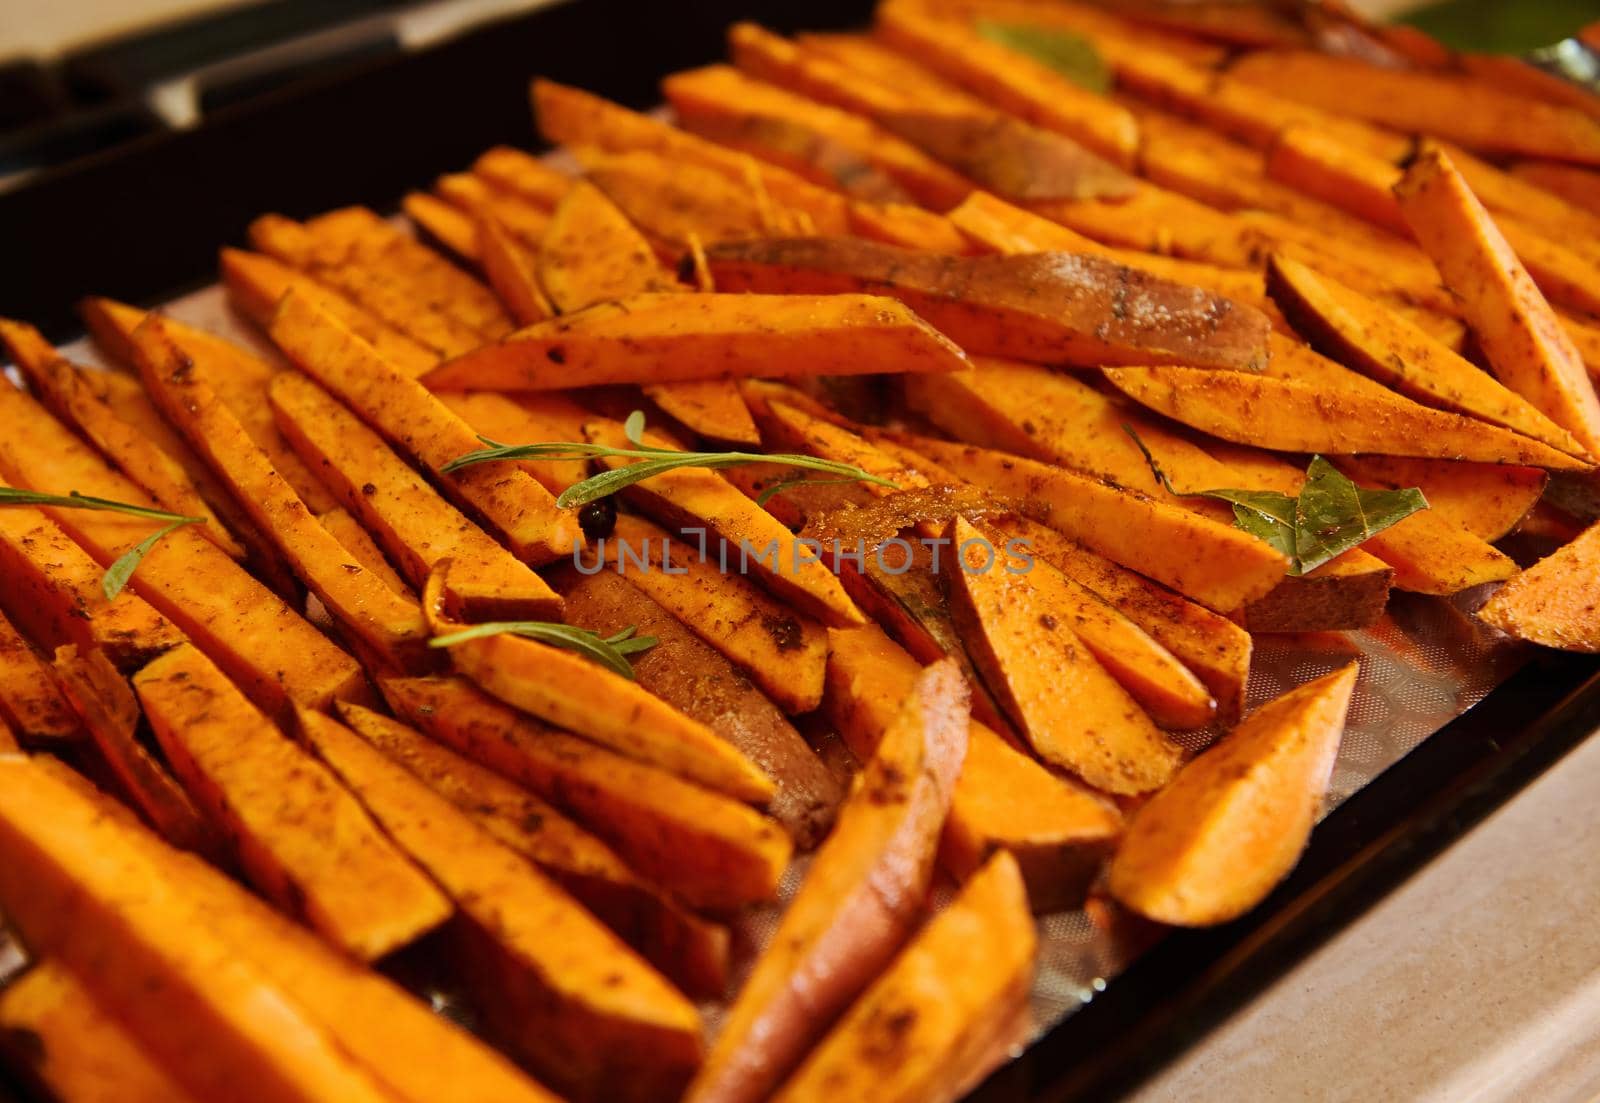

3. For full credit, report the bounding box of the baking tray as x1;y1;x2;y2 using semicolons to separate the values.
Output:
2;2;1599;1100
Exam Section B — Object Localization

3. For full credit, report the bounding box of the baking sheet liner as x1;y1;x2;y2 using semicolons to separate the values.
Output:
0;280;1534;1072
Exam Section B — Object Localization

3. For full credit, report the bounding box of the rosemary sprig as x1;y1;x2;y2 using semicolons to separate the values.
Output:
0;488;205;599
442;409;899;509
429;621;658;680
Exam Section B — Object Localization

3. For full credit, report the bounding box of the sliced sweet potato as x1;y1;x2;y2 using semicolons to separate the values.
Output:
0;756;399;1103
473;145;575;208
130;316;431;673
0;382;362;712
1334;456;1546;542
334;701;729;997
299;709;703;1103
554;565;841;848
1102;367;1590;470
771;850;1035;1103
382;675;792;910
1478;521;1600;651
874;0;1137;166
0;491;182;671
533;78;850;235
1267;254;1587;456
434;389;592;495
846;200;972;252
434;172;552;247
315;506;411;596
1109;664;1357;925
52;645;213;858
1396;148;1600;461
1229;50;1600;164
134;643;450;960
0;318;242;557
706;237;1271;371
685;660;968;1103
266;372;562;619
1510;160;1600;218
0;958;204;1103
0;610;77;745
476;213;555;325
582;418;864;626
579;148;773;246
881;434;1289;613
1265;125;1412;237
269;291;582;563
420;291;968;391
220;247;438;378
404;190;479;260
78;297;342;515
791;29;987;110
663;63;972;208
945;517;1180;793
827;621;1121;911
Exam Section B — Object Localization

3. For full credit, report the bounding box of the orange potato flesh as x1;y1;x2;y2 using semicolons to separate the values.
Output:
1478;521;1600;652
134;644;451;961
1510;160;1600;219
403;189;480;260
433;389;592;496
300;709;704;1103
316;506;411;597
686;661;968;1103
382;676;793;911
578;148;775;246
0;609;78;745
434;172;553;248
1110;664;1358;926
1334;456;1546;542
473;145;575;209
476;213;555;325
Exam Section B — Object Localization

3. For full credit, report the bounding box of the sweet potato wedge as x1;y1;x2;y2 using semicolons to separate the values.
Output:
945;517;1180;793
1395;148;1600;461
78;297;342;516
0;383;363;712
579;148;773;246
558;565;839;844
0;958;204;1103
473;145;575;208
1334;456;1545;542
846;199;973;252
266;372;562;619
220;247;438;378
420;291;968;391
49;761;560;1103
882;433;1289;612
424;565;775;804
663;64;972;208
130;316;431;673
382;675;792;910
476;213;555;325
874;0;1138;166
404;189;479;260
1478;521;1600;651
0;318;242;557
134;643;450;960
434;390;592;496
0;756;399;1103
705;237;1272;370
1267;254;1587;456
315;506;410;596
826;621;1121;910
269;292;582;563
1102;367;1590;470
771;850;1035;1103
582;419;864;626
686;660;968;1103
1511;160;1600;218
334;701;730;997
1229;50;1600;164
52;645;213;857
0;610;78;745
0;491;182;671
533;78;850;235
1109;664;1357;925
299;708;704;1103
533;179;759;445
434;172;552;247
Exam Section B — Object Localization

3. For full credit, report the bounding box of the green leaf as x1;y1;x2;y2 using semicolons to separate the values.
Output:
1122;425;1428;575
442;410;899;509
0;488;205;600
974;19;1111;93
429;620;658;680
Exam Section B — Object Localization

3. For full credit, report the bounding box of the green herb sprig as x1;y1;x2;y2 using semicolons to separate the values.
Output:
1124;427;1428;576
442;410;898;509
975;20;1111;93
429;621;658;680
0;488;205;599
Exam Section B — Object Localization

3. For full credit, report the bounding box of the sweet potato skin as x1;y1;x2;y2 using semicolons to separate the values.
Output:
771;851;1036;1103
1478;521;1600;651
1110;664;1357;926
686;660;969;1103
705;237;1272;371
